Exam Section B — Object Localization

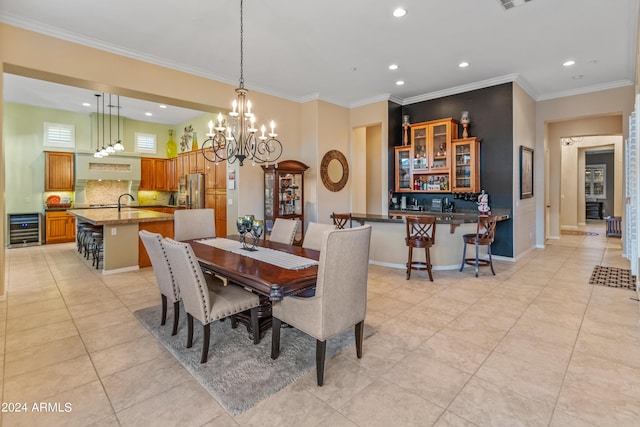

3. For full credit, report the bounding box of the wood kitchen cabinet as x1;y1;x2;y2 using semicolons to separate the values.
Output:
394;118;458;193
45;151;74;191
140;158;168;191
451;137;481;193
45;211;76;244
204;156;227;237
166;158;178;191
188;150;205;174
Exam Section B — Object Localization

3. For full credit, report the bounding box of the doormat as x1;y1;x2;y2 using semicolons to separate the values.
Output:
561;230;599;236
589;266;637;291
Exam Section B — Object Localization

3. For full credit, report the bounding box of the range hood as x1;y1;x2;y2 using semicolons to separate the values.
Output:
74;153;142;206
75;152;141;181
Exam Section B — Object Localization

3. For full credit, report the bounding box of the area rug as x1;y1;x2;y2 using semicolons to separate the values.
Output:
134;304;376;415
589;265;637;291
561;230;599;236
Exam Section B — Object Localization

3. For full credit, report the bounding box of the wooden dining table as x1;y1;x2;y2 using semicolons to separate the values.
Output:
186;235;320;340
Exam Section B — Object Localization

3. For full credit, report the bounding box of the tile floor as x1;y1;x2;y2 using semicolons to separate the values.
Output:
1;222;639;426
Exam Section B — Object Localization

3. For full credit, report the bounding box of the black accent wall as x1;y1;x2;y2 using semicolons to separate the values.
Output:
388;83;514;257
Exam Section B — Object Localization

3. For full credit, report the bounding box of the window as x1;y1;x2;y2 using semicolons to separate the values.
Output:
44;122;75;148
135;132;157;154
585;164;606;199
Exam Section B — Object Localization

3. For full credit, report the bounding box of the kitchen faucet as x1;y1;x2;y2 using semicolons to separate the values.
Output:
117;193;135;212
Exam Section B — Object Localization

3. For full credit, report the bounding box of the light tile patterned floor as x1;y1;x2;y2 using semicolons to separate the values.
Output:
1;221;639;426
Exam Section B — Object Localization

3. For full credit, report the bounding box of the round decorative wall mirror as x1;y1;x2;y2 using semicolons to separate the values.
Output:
320;150;349;192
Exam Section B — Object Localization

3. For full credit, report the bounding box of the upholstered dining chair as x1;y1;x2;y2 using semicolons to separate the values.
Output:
271;225;372;386
302;222;336;251
174;208;216;241
139;230;181;335
162;237;260;363
269;218;298;245
405;215;437;281
332;212;353;229
460;215;497;277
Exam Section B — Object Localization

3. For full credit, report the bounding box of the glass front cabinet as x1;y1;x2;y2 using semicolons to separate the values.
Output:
395;118;460;193
451;137;481;193
262;160;309;244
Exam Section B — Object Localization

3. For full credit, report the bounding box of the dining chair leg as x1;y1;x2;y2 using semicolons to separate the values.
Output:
475;242;480;277
488;245;496;275
355;320;364;359
316;339;327;386
271;317;282;359
250;307;259;344
160;294;168;326
201;323;211;363
425;247;433;281
406;246;413;279
186;314;194;348
460;242;467;272
171;301;180;336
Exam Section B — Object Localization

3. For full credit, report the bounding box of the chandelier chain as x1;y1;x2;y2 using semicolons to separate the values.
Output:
239;0;244;88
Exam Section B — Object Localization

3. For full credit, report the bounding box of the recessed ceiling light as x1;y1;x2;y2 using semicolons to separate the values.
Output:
82;102;91;107
563;60;576;67
458;61;469;68
145;112;153;116
389;64;399;70
396;80;405;86
159;104;167;109
392;8;407;17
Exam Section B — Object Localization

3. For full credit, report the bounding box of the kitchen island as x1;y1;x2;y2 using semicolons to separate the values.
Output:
67;207;174;274
349;210;510;270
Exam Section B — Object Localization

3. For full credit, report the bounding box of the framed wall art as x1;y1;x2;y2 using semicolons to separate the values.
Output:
519;145;534;199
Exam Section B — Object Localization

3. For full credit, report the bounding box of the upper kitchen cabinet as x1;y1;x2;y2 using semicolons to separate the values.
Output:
451;137;481;193
411;118;458;173
166;157;178;191
140;158;168;191
45;151;74;191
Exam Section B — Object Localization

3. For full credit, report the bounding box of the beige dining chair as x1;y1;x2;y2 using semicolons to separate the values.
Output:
139;230;181;335
162;237;260;363
271;224;372;386
302;222;336;251
269;218;298;245
174;208;216;241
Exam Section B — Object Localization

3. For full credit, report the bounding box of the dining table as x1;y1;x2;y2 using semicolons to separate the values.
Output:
185;235;320;341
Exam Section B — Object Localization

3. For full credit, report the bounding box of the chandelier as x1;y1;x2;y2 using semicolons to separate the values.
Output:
201;0;283;167
94;93;125;158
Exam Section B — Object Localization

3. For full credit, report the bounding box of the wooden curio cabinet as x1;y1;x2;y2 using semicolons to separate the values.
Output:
262;160;309;244
45;151;74;191
451;137;481;193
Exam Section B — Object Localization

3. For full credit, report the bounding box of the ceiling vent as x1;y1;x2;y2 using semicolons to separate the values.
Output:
498;0;532;10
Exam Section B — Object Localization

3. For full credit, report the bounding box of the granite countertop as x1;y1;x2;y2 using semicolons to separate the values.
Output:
67;207;174;226
351;209;511;225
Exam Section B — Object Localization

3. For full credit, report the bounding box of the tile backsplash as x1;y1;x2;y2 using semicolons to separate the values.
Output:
86;180;132;205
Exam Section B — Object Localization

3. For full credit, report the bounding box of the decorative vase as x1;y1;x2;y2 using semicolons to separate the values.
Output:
191;131;199;151
165;130;177;158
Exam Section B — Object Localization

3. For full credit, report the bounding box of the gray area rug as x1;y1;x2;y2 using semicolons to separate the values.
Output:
134;304;376;415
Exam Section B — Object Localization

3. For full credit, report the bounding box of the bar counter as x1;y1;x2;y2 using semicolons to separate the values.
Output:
348;210;510;270
67;207;174;225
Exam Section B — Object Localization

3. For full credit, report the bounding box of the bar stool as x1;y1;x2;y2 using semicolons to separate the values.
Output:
91;231;104;269
332;212;352;229
405;216;436;281
460;215;497;277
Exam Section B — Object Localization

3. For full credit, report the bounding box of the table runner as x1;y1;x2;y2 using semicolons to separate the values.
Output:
195;238;318;270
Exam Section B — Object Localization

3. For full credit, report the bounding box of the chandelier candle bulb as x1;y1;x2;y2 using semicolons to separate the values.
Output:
246;101;252;116
231;100;238;115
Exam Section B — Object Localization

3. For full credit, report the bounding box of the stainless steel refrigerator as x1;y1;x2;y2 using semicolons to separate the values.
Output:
182;173;205;209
